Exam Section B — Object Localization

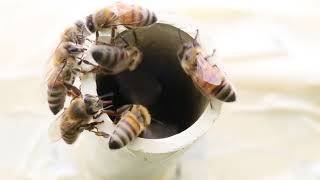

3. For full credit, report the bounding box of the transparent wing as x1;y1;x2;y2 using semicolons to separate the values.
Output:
114;2;133;16
114;2;145;26
48;112;65;142
41;63;64;104
42;39;63;81
196;56;223;85
40;40;63;103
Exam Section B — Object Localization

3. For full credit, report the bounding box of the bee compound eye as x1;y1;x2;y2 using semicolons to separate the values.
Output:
67;46;80;54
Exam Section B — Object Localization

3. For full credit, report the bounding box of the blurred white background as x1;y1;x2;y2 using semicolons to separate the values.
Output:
0;0;320;179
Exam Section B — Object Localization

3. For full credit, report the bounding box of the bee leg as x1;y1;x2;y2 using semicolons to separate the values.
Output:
95;41;113;46
95;31;100;44
204;49;216;61
110;26;117;44
82;66;110;75
94;109;121;119
192;29;201;47
79;60;109;74
93;110;104;119
83;121;110;138
209;101;214;109
85;38;93;43
91;131;110;138
64;83;81;98
132;30;139;45
79;121;103;131
118;35;130;48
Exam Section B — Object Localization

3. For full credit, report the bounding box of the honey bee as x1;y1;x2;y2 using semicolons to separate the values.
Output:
51;42;86;66
46;42;86;114
90;40;143;75
115;2;157;29
48;94;111;144
109;104;151;150
85;6;118;40
177;30;236;103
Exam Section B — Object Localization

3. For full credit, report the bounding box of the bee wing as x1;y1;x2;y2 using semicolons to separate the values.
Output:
114;2;133;15
196;56;223;85
48;112;65;142
114;2;145;26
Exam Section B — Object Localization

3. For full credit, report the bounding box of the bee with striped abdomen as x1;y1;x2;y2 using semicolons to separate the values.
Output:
115;2;157;29
90;38;142;75
48;94;111;144
85;6;118;41
177;30;236;103
109;104;151;149
46;42;86;114
46;59;81;115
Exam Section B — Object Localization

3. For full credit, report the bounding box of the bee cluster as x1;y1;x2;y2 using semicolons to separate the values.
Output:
46;2;236;150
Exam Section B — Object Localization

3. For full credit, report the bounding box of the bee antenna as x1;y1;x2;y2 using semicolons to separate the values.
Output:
151;118;164;125
103;105;113;110
119;35;129;48
98;92;114;98
132;30;139;45
193;29;199;46
178;29;183;45
99;100;112;105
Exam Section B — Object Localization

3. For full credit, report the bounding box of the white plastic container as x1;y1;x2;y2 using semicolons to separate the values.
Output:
70;23;222;180
20;21;222;180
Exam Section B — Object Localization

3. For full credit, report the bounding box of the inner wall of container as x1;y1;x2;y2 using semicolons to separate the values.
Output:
96;23;209;138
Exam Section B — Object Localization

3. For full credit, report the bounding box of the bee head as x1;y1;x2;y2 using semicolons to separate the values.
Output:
68;98;89;119
84;94;103;115
64;43;85;55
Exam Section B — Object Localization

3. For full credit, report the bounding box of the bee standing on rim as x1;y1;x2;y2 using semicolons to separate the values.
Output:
85;5;118;41
89;36;143;75
115;2;158;29
108;104;151;150
177;30;237;103
46;42;87;115
84;2;157;43
48;94;111;145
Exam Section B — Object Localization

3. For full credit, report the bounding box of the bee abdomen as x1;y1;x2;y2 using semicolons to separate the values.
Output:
140;8;157;26
47;84;66;115
109;116;140;149
92;46;125;69
212;80;236;102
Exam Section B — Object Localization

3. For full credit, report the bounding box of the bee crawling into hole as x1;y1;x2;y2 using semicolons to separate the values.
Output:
88;34;143;75
48;91;114;145
177;29;237;104
108;104;152;150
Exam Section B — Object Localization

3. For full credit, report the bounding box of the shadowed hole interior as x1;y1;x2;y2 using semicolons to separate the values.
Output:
96;23;209;139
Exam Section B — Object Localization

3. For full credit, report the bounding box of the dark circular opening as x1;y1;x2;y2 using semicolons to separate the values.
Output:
96;23;209;139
